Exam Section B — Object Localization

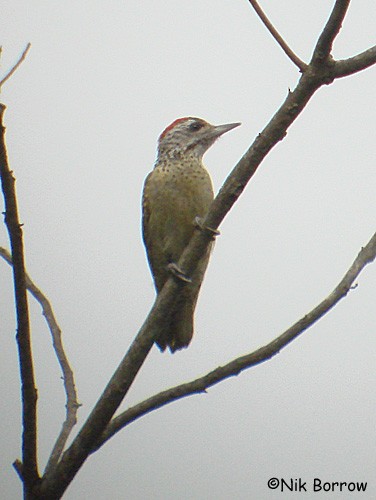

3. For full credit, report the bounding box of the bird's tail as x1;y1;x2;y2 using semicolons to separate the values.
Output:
156;251;210;353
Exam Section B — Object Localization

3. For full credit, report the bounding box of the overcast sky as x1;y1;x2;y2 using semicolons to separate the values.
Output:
1;1;375;499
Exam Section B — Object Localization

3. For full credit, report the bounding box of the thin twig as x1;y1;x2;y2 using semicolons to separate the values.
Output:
0;247;80;474
248;0;307;71
92;232;376;449
0;105;39;491
0;43;31;88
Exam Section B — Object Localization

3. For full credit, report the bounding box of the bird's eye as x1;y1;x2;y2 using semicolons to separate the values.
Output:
189;121;203;132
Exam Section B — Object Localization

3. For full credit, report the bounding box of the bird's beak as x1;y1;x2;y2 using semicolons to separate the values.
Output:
212;122;241;138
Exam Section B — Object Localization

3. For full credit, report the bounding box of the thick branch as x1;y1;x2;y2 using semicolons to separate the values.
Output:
248;0;307;71
92;232;376;449
0;247;80;474
312;0;350;63
333;45;376;78
0;106;39;490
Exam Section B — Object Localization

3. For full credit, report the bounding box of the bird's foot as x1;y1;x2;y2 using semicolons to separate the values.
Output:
167;262;192;283
194;216;220;239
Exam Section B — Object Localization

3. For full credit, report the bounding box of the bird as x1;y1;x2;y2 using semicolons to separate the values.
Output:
142;117;240;352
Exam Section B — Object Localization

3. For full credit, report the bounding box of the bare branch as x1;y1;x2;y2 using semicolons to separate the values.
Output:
0;247;80;474
248;0;307;71
333;45;376;78
312;0;350;63
92;232;376;449
0;105;39;489
0;43;31;88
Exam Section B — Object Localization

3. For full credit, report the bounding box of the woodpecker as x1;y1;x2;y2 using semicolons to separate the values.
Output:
142;117;240;352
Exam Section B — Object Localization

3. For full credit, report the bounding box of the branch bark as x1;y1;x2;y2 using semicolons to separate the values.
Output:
312;0;350;63
333;45;376;78
0;106;39;493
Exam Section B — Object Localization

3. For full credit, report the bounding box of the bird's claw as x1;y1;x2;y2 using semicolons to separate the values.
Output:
194;216;220;239
167;262;192;283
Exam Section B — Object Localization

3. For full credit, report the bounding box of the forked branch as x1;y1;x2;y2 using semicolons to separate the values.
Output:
0;247;80;474
92;231;376;449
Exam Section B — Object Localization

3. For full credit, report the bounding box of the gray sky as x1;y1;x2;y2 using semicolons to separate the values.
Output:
1;1;375;499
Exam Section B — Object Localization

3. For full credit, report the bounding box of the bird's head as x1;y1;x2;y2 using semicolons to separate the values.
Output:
157;117;240;160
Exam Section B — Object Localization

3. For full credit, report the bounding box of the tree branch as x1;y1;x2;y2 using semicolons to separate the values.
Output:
312;0;350;63
0;247;80;475
91;231;376;449
0;43;31;88
248;0;307;71
0;105;39;491
333;45;376;78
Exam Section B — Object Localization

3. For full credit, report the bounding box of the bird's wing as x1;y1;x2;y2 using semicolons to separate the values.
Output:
141;171;152;249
